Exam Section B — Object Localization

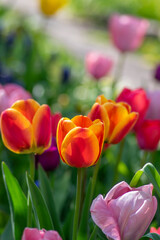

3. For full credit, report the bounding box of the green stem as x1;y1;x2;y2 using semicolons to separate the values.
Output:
27;154;35;227
72;168;83;240
140;151;148;168
89;225;98;240
113;139;125;184
90;159;101;202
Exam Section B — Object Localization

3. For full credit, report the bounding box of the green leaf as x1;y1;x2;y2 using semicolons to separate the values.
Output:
141;233;160;239
26;173;53;230
1;218;14;240
38;165;64;238
78;178;92;240
2;162;27;240
130;163;160;198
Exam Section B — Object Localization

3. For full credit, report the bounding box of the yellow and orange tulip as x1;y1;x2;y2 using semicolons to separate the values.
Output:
88;95;139;144
40;0;68;16
1;99;52;154
57;115;104;168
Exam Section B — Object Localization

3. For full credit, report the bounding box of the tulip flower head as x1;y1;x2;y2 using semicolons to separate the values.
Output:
150;227;160;235
40;0;68;16
35;137;60;171
22;228;62;240
1;99;52;154
88;95;138;144
136;120;160;151
0;83;31;115
90;181;157;240
117;88;150;130
85;52;113;80
109;14;149;52
57;115;104;168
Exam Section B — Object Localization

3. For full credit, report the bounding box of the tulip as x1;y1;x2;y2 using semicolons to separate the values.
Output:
90;181;157;240
57;115;104;168
109;14;149;52
116;88;150;130
1;99;52;154
150;227;160;235
136;120;160;151
88;95;138;144
35;137;60;171
154;64;160;82
0;83;31;114
52;112;62;137
40;0;68;16
22;228;62;240
146;90;160;120
85;52;113;80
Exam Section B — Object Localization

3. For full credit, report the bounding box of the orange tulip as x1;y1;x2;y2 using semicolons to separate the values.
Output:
1;99;52;154
88;95;138;144
56;115;104;168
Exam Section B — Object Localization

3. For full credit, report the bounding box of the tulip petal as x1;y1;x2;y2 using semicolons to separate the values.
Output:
88;103;110;139
56;117;76;159
72;115;93;128
32;105;51;154
1;109;33;153
109;112;138;144
61;127;99;167
89;119;104;164
12;99;40;123
90;195;121;240
109;191;157;240
96;95;114;105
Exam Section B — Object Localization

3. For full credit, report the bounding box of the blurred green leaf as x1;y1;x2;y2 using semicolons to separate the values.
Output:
38;165;64;238
141;233;160;239
26;173;53;230
2;162;27;240
1;218;14;240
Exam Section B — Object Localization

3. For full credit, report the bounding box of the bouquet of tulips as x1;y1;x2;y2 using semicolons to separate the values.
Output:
0;91;160;240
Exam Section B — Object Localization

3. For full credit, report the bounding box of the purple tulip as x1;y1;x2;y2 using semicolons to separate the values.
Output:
22;228;62;240
35;137;60;171
90;181;157;240
85;52;113;80
109;14;149;52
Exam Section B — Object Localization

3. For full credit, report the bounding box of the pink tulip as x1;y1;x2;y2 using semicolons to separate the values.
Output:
0;83;31;114
22;228;62;240
85;52;113;80
146;90;160;120
90;181;157;240
109;14;149;52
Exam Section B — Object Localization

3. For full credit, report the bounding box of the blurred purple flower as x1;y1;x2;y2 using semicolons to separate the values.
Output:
154;64;160;81
85;52;113;80
61;66;71;84
35;137;60;171
146;90;160;119
109;14;149;52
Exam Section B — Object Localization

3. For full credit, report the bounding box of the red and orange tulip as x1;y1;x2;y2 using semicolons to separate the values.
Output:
57;115;104;168
88;95;138;144
1;99;52;154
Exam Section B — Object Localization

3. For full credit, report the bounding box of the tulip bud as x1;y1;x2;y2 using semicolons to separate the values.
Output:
22;228;62;240
88;95;138;144
57;115;104;168
40;0;68;16
109;14;149;52
85;52;113;80
91;181;157;240
1;99;52;154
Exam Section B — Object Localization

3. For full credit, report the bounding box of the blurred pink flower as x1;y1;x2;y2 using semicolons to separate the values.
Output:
85;52;113;80
136;120;160;151
22;228;62;240
90;181;157;240
109;14;149;52
0;83;31;114
146;90;160;120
